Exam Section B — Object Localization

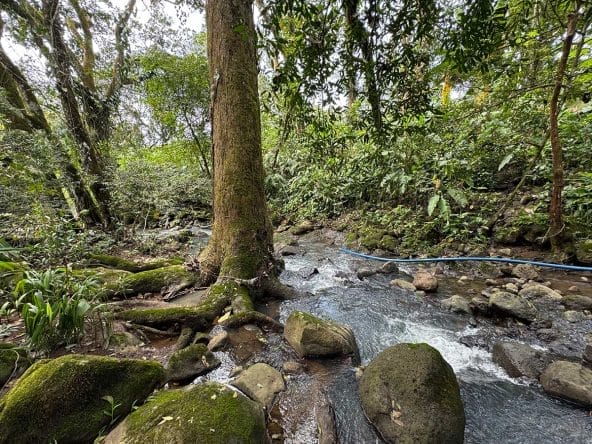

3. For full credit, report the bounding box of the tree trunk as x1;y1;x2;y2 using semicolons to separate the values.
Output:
200;0;274;282
548;10;579;249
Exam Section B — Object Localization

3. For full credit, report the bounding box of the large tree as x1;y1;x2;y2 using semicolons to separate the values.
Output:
0;0;138;226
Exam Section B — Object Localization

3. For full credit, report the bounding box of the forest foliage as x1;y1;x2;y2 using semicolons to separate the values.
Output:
0;0;591;261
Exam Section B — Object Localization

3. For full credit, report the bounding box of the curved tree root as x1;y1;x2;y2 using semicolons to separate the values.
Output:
219;311;283;332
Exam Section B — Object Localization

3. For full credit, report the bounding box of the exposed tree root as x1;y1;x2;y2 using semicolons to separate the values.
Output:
219;311;283;332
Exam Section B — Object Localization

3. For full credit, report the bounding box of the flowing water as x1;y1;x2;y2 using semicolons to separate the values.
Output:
276;237;592;444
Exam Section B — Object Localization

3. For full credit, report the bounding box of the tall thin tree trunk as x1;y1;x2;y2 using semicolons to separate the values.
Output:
199;0;274;281
549;9;579;249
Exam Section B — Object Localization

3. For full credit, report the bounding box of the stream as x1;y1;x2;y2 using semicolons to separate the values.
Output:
274;236;592;444
187;227;592;443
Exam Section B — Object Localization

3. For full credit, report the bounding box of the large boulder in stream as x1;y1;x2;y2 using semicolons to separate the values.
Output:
489;290;537;322
540;361;592;407
284;311;360;364
105;382;269;444
359;343;465;444
492;341;554;380
0;354;165;444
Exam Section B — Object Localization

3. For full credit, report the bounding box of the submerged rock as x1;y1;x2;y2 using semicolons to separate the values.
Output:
540;361;592;408
489;290;537;322
359;343;465;444
492;341;554;380
106;382;269;444
511;264;540;281
0;354;164;444
207;330;229;351
412;272;438;292
231;363;285;408
166;344;220;383
440;295;472;314
291;220;315;235
390;279;416;292
562;294;592;311
284;311;360;364
519;284;562;301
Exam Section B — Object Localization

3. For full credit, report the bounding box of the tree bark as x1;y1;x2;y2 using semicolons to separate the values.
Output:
548;9;579;249
200;0;274;283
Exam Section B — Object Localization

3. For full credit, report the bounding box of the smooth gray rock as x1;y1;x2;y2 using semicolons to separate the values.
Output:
441;295;472;314
231;363;285;408
541;361;592;407
519;283;562;301
489;290;537;322
492;341;554;380
390;279;416;291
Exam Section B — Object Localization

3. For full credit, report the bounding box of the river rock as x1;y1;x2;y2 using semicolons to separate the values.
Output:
297;266;319;279
357;267;377;280
489;290;537;322
359;343;465;444
0;354;164;444
540;361;592;407
492;341;554;379
284;311;360;364
282;361;305;374
519;283;562;301
470;295;491;316
106;382;269;444
232;363;285;408
504;282;519;293
441;295;472;314
167;343;220;383
563;310;587;323
291;220;315;235
583;335;592;365
278;245;300;256
378;262;399;274
413;272;438;292
390;279;416;291
207;330;229;351
512;264;540;281
562;294;592;311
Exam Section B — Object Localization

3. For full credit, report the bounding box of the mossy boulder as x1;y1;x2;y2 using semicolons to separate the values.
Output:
284;311;360;364
103;265;197;298
105;382;270;444
89;254;184;272
0;354;165;444
166;344;220;383
359;343;465;444
0;344;31;387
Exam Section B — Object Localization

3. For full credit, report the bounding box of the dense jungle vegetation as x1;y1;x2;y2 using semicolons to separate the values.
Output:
0;0;591;349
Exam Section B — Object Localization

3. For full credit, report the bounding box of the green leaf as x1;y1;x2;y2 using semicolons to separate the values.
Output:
438;196;450;219
447;188;468;207
427;194;440;216
498;153;513;171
